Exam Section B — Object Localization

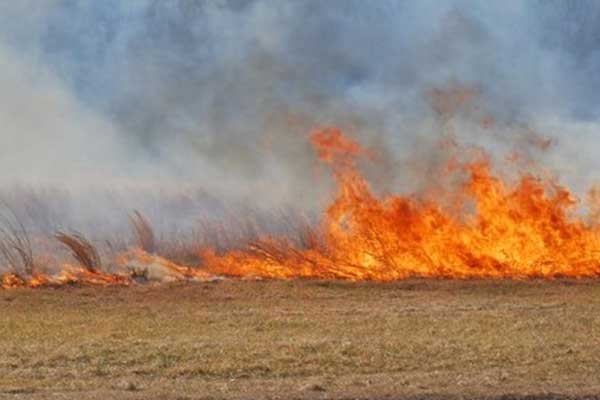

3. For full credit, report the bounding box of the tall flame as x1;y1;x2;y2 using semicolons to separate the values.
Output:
4;125;600;287
202;127;600;280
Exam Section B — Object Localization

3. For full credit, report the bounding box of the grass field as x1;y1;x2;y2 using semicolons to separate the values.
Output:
1;279;600;399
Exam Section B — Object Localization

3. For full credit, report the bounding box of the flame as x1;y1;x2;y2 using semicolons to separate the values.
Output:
202;127;600;280
1;265;131;289
115;248;216;281
1;250;215;289
4;125;600;287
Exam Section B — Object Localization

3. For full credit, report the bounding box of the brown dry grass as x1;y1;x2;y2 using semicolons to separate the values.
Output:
1;279;600;399
129;210;155;254
55;232;101;272
0;205;35;276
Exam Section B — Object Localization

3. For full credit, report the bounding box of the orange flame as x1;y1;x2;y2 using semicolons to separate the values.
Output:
202;127;600;280
1;250;215;289
115;248;215;281
1;265;131;289
4;124;600;287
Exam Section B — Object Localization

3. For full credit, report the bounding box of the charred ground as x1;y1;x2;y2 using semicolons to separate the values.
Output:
1;278;599;399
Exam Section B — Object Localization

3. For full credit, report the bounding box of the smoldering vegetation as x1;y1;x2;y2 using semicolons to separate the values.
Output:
0;185;318;277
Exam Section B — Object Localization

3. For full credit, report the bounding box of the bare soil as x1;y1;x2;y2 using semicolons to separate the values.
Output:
1;279;600;399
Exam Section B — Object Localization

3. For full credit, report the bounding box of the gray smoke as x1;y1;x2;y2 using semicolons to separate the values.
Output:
0;0;600;236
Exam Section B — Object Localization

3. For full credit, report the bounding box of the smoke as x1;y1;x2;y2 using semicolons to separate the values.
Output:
1;0;600;234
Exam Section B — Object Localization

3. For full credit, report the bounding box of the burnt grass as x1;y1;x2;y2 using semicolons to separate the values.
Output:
1;278;600;399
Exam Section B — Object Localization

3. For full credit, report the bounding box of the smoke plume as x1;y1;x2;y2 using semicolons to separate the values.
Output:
0;0;599;236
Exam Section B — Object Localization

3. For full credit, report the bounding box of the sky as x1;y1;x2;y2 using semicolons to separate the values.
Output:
1;0;600;229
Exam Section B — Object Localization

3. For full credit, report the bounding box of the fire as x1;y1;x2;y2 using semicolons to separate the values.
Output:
1;265;131;289
115;248;216;282
1;250;215;289
4;123;600;287
202;127;600;280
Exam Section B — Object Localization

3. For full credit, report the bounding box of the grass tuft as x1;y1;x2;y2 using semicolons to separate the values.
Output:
129;210;155;253
0;203;35;275
55;232;101;273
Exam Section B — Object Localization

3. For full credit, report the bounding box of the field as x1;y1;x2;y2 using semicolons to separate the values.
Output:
1;279;600;399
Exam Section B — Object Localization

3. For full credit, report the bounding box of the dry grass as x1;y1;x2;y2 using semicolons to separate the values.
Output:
129;210;155;254
55;232;101;272
1;279;600;399
0;204;35;276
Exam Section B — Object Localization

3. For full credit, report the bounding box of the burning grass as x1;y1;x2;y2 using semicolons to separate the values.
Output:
0;209;219;289
200;127;600;280
4;94;600;286
6;124;600;287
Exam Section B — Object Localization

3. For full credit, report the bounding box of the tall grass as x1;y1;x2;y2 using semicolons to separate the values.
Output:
55;232;101;273
0;185;321;273
129;210;155;253
0;203;35;275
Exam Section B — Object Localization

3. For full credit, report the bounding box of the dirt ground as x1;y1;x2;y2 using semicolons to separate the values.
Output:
1;278;600;399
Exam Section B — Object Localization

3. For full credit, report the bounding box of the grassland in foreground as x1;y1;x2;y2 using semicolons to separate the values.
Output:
1;279;600;399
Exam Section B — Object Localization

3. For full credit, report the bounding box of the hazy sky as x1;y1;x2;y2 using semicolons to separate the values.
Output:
1;1;600;204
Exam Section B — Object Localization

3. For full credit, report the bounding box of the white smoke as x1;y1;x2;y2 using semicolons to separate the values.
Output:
0;0;599;235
